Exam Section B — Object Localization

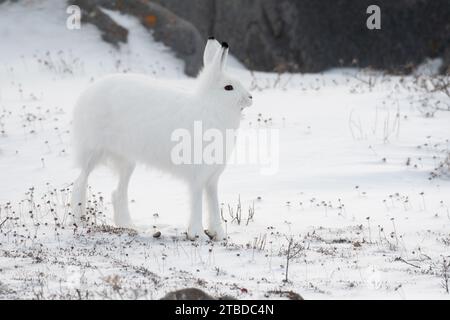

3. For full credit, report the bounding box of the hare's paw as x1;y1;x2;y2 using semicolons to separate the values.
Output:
187;225;209;241
114;216;135;229
205;225;226;241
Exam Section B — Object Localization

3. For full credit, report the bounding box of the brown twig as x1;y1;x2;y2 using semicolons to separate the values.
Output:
395;257;421;269
0;217;8;230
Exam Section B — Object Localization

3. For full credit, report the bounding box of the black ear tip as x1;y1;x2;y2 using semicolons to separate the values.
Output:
208;36;215;40
221;42;229;48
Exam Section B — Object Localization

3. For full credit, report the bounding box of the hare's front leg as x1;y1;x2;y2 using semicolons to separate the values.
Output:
205;177;226;240
112;160;135;228
187;187;208;241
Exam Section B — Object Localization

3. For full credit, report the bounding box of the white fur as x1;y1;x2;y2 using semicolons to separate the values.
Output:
71;39;252;240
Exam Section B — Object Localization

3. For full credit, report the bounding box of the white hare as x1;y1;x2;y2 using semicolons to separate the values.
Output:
71;38;252;240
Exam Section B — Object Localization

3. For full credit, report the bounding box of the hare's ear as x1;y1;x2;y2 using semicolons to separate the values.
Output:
210;42;229;73
203;37;221;67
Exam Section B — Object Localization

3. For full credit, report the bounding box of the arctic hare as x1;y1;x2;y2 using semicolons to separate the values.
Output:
71;38;252;240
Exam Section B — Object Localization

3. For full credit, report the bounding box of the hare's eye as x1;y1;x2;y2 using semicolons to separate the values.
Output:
224;85;234;91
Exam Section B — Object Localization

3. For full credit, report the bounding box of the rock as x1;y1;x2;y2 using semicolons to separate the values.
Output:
161;288;213;300
70;0;203;76
71;0;128;47
68;0;450;75
266;290;304;300
150;0;213;38
441;47;450;75
209;0;450;74
161;288;237;300
152;231;161;238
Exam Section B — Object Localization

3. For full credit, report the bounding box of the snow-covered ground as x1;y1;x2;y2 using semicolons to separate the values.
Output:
1;1;449;299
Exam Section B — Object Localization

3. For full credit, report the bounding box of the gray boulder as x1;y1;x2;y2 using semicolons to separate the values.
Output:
72;0;128;46
71;0;204;76
160;288;236;300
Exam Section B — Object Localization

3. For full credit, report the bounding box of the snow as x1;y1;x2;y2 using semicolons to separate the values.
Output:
1;0;450;299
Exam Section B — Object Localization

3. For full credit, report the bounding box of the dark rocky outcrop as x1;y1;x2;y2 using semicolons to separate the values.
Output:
154;0;450;74
68;0;450;76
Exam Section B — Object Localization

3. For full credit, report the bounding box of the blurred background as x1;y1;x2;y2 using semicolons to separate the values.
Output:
67;0;450;76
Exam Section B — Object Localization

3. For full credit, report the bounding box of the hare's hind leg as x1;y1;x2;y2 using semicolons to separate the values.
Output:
71;152;100;225
111;157;135;228
205;175;226;241
187;185;208;241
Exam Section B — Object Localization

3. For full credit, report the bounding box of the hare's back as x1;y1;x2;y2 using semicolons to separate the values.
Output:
76;74;189;120
73;73;191;152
